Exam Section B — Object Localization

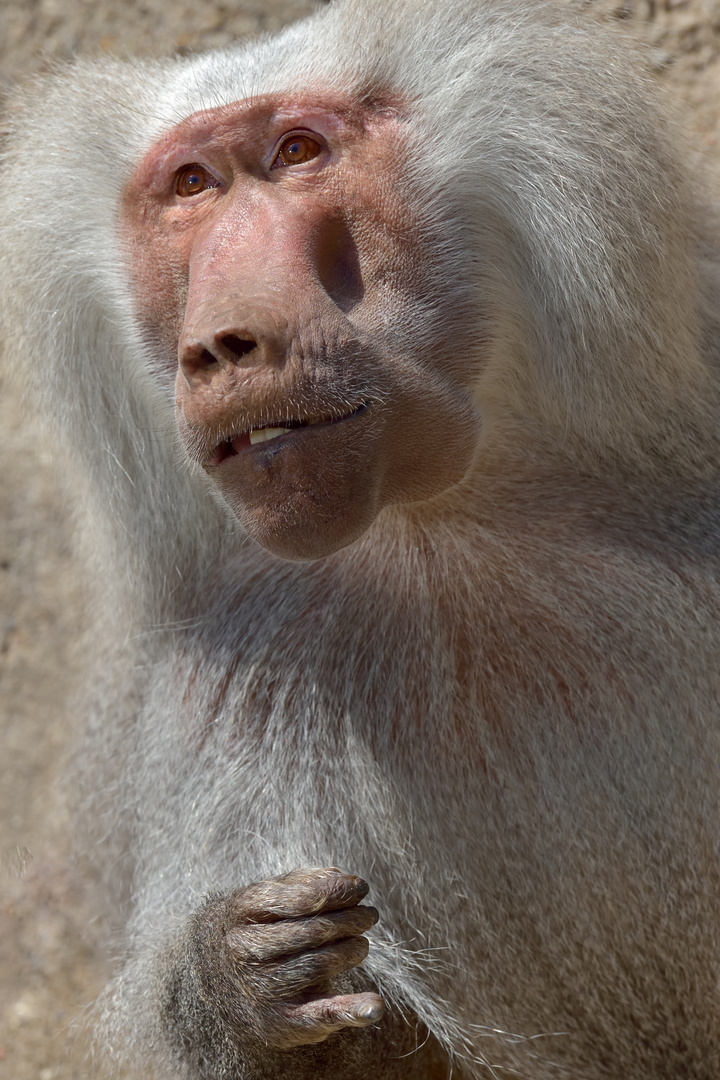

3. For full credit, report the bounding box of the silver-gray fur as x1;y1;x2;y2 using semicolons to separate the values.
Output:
2;0;720;1076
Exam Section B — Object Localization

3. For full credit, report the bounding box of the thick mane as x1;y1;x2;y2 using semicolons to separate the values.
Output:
2;1;720;1077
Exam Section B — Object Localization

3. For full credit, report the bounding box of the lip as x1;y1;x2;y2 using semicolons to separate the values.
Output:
204;402;370;468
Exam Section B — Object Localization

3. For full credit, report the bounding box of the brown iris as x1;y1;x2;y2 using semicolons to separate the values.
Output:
176;165;216;197
273;133;323;168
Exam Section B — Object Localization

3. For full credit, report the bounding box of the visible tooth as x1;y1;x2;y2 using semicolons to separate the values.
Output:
249;426;291;445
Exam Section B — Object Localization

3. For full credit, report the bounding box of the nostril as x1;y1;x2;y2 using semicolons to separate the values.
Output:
179;345;220;378
179;334;261;380
222;335;257;359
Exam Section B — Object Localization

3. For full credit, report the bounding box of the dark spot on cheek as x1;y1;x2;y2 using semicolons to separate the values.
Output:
314;219;364;313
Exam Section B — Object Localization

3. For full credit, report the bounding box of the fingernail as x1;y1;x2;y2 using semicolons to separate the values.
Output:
358;1002;382;1021
354;877;369;898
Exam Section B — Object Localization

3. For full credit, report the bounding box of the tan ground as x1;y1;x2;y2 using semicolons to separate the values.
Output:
0;1;719;1077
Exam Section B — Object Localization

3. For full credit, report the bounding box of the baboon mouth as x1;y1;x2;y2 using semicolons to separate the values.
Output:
205;402;370;467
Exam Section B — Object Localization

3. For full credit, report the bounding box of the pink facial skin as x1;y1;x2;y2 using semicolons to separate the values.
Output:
122;91;479;561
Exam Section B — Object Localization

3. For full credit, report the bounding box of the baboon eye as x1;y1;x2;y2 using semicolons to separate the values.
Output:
272;133;323;169
175;165;219;197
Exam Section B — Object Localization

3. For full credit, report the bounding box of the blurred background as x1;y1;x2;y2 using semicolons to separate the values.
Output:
0;1;718;1076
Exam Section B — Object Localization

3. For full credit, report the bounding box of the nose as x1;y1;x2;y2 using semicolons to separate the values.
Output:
178;323;285;385
177;214;363;386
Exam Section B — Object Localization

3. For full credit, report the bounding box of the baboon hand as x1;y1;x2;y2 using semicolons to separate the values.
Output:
191;867;385;1050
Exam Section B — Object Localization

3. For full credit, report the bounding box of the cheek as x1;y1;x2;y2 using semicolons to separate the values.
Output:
123;223;189;373
338;165;439;337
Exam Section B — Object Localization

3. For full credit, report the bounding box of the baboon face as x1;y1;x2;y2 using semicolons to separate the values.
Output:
123;92;481;560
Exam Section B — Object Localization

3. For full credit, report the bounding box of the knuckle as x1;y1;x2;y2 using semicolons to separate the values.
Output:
225;923;287;961
351;904;379;930
313;934;370;973
225;925;252;954
342;935;371;963
269;935;370;994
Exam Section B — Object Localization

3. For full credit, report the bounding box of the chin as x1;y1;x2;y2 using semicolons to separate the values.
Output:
207;413;385;561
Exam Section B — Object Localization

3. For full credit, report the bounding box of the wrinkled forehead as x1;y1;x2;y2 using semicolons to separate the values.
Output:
130;86;405;193
150;90;367;155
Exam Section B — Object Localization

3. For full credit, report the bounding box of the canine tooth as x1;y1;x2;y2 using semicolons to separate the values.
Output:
249;426;291;445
